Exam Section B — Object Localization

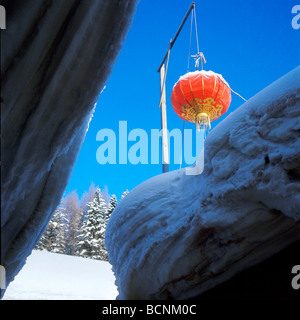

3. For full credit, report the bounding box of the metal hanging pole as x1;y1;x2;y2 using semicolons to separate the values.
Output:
157;2;195;173
158;2;195;72
160;64;169;173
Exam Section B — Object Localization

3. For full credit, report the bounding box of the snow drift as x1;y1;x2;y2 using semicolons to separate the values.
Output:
105;66;300;300
1;0;138;297
3;250;117;300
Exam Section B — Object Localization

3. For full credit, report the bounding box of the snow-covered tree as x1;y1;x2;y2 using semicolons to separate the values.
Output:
51;207;68;254
101;185;110;207
106;194;117;223
77;188;108;260
80;182;97;214
36;185;124;260
60;191;83;255
35;231;46;251
35;209;62;252
121;189;129;200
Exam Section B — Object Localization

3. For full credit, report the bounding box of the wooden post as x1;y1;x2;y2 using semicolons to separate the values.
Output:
157;2;195;173
159;64;169;173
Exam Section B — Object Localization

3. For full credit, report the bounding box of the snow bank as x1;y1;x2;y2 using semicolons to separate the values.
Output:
1;0;138;297
105;66;300;300
3;250;117;300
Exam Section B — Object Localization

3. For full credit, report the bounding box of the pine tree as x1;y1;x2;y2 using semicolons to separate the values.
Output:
35;209;61;252
77;188;108;260
121;189;129;200
106;194;117;223
35;231;46;251
101;185;110;207
60;191;82;255
51;207;68;254
80;182;97;214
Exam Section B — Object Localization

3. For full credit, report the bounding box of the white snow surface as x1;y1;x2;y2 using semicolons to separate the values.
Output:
175;70;231;88
105;66;300;300
3;250;117;300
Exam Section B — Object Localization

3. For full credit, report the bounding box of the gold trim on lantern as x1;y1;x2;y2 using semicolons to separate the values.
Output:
181;97;223;122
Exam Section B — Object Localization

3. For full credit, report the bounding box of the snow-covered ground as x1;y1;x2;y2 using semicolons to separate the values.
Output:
2;250;117;300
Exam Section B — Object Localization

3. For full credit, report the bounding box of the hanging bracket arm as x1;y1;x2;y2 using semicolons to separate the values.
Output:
157;2;195;72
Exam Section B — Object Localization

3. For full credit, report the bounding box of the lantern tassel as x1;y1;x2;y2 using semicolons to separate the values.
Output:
196;113;211;137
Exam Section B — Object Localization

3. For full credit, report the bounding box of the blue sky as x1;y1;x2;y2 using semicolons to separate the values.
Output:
65;0;300;200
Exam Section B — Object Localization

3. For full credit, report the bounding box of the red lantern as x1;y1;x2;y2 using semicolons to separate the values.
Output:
171;70;231;130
